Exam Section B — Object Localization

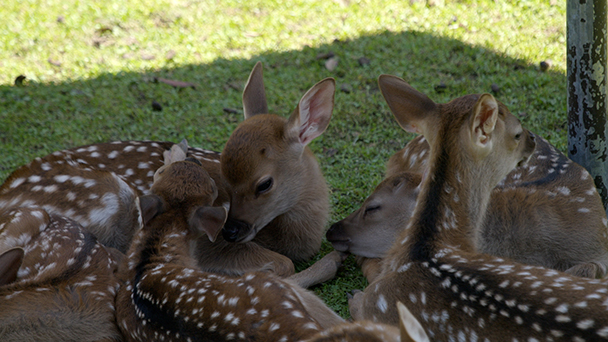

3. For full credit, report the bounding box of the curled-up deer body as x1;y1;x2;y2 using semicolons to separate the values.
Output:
349;75;608;340
116;155;344;342
0;62;336;280
328;132;608;280
0;207;122;341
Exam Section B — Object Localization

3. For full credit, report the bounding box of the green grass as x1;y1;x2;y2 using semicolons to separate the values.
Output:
0;0;567;318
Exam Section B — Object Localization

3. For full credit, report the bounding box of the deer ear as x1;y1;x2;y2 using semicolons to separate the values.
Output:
189;206;228;242
378;75;438;136
138;194;166;226
163;141;188;166
397;301;429;342
0;247;24;286
471;94;499;148
286;78;335;146
242;61;269;119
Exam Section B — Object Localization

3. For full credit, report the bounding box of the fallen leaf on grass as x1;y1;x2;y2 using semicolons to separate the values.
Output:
48;58;61;67
325;57;339;71
155;77;197;89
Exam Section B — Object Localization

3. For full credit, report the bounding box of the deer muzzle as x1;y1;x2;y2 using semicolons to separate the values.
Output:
326;221;351;252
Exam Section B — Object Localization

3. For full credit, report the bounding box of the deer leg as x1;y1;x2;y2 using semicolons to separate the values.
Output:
565;261;607;279
195;238;296;277
348;290;366;321
288;251;347;288
356;256;383;283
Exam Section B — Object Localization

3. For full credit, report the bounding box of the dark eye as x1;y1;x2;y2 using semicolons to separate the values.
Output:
514;132;522;140
364;205;380;216
256;178;273;195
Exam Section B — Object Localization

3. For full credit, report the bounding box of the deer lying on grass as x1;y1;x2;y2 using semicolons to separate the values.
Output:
116;151;345;341
327;131;608;280
349;75;608;340
0;62;335;280
0;207;122;341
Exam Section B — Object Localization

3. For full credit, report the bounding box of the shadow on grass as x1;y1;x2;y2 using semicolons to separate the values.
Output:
0;29;566;316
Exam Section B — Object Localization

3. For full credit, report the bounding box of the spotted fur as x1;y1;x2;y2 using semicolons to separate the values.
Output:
0;207;122;341
350;75;608;340
328;132;608;279
116;158;344;342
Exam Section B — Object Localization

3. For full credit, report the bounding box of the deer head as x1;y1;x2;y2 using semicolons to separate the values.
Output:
220;62;335;244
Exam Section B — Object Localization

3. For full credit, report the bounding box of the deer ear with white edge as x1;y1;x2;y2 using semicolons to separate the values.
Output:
397;301;430;342
189;206;228;242
286;78;335;146
471;94;499;148
138;194;166;227
242;61;269;119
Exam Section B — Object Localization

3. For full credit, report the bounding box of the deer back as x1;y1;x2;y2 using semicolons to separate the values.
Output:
0;140;224;253
0;207;122;341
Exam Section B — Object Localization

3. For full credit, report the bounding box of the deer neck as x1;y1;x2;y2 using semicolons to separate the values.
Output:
131;212;197;275
409;141;495;257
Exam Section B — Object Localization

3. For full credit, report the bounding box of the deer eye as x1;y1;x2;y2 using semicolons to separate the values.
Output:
256;178;273;195
514;131;523;140
364;205;381;216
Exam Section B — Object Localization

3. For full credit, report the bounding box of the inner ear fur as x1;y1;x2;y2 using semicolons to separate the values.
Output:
286;78;335;146
242;61;269;119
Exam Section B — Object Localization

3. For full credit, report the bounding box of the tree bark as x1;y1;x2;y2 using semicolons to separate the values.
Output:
567;0;608;214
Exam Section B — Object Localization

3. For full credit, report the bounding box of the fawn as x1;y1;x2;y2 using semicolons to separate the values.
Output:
349;75;608;340
327;131;608;280
0;62;335;279
0;207;122;341
116;150;345;342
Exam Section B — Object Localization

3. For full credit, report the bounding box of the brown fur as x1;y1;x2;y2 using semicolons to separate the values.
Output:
350;75;608;340
116;159;344;342
0;207;123;341
328;132;608;279
0;62;337;283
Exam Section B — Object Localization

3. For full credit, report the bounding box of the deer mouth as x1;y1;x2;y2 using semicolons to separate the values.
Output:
329;239;351;252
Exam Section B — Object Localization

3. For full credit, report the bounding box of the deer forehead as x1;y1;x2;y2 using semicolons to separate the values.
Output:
221;115;292;184
152;162;217;202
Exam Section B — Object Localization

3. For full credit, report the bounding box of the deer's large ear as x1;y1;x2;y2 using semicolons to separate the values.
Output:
242;61;269;119
138;194;166;226
189;206;228;242
286;78;335;147
471;94;499;148
378;75;438;136
0;247;24;286
397;301;429;342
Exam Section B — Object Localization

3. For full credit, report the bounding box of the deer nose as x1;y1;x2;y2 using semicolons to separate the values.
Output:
326;221;346;242
222;218;250;242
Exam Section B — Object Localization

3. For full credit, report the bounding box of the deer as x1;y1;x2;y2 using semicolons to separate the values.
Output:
327;131;608;281
0;62;336;282
115;148;346;342
0;206;123;341
348;74;608;340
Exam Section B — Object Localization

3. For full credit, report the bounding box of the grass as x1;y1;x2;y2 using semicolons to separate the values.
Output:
0;0;567;318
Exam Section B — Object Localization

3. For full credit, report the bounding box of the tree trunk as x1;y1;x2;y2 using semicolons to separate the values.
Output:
567;0;608;215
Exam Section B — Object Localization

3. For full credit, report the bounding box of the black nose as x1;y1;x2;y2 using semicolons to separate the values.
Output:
326;221;343;242
222;218;249;242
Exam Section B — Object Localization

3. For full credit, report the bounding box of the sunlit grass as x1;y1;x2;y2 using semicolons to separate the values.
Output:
0;0;567;317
